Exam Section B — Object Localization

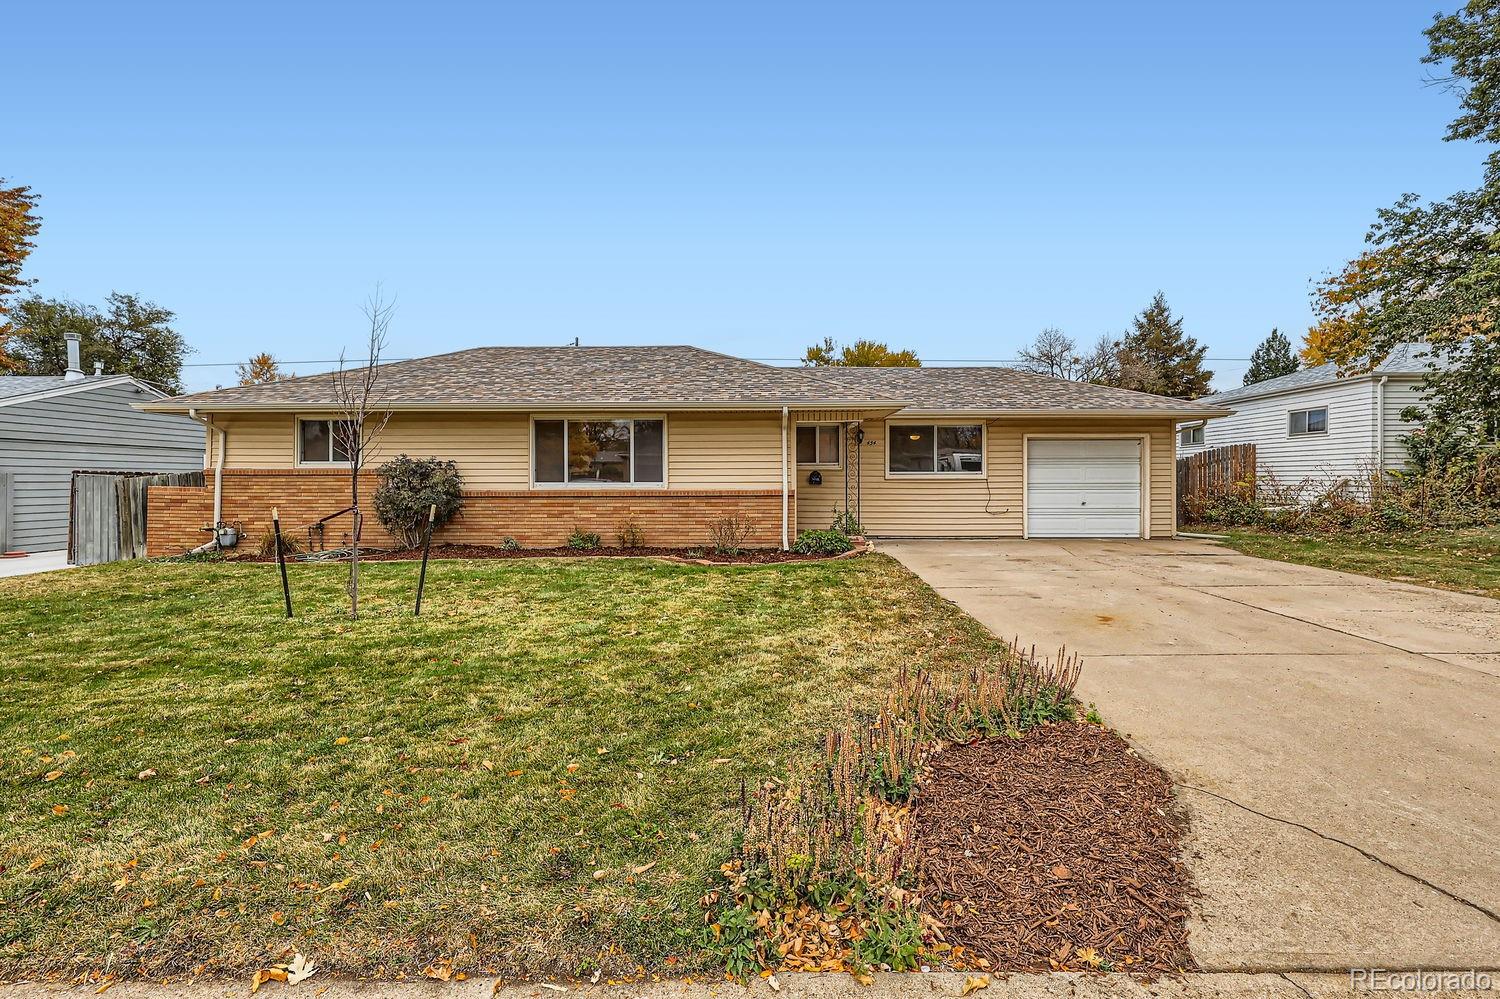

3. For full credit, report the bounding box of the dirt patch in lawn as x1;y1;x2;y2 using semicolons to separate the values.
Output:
232;543;852;565
915;722;1195;974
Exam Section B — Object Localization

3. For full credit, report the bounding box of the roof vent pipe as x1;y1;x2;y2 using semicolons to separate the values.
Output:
93;360;104;376
64;332;84;381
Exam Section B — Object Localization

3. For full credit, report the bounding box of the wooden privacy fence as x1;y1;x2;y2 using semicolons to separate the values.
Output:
0;471;12;554
70;470;206;566
1176;443;1256;522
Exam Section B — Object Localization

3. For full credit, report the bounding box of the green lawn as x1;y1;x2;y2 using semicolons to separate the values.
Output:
0;555;1004;982
1211;526;1500;599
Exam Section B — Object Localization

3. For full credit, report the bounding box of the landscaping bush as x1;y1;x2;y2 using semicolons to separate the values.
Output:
830;507;862;536
567;527;601;550
255;525;305;558
792;528;852;555
708;515;756;554
373;455;464;548
500;536;521;551
616;518;645;548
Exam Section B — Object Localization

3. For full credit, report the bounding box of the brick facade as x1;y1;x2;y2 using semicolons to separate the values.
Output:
145;469;795;555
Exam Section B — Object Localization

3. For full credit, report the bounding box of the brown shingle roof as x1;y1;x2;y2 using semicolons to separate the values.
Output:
800;366;1228;415
146;346;905;411
144;345;1228;416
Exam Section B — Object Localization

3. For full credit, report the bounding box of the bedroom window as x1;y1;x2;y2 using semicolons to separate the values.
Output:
888;424;984;474
796;424;842;466
1289;408;1328;436
533;418;665;485
298;418;354;464
1180;424;1204;446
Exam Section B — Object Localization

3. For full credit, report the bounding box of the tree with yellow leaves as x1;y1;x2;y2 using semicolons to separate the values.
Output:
0;179;42;373
1302;250;1397;370
236;353;290;385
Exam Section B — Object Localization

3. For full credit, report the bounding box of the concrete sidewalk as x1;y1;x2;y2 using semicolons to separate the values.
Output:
7;972;1499;999
0;550;72;579
879;539;1500;972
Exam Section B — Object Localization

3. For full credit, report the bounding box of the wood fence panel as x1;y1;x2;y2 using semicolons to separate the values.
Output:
71;470;206;565
1176;444;1256;523
0;471;11;553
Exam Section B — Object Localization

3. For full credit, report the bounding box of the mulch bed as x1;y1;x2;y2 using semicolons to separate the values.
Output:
914;722;1196;974
231;543;843;565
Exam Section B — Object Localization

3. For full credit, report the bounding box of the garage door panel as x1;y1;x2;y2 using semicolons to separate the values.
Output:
1026;438;1143;538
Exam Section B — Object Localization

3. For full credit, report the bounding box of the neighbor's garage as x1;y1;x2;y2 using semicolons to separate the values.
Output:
1025;438;1144;538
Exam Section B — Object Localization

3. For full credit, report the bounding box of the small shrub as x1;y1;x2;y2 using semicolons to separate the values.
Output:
852;902;924;972
567;528;601;550
708;515;756;554
256;525;305;559
792;529;853;555
373;455;464;548
616;519;646;548
500;536;521;551
830;507;862;535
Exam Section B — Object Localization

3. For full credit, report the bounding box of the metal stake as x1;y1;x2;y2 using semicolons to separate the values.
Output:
273;506;293;618
414;503;436;616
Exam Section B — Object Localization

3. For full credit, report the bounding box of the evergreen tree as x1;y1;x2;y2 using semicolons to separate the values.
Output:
1115;292;1212;398
1244;328;1300;385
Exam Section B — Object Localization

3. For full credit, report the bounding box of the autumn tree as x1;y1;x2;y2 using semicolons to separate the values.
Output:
0;180;42;373
1244;329;1300;384
802;337;920;366
7;293;189;392
1302;250;1394;368
1114;292;1212;398
237;352;290;385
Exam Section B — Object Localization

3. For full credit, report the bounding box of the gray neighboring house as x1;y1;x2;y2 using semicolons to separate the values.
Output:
0;333;204;554
1176;343;1433;491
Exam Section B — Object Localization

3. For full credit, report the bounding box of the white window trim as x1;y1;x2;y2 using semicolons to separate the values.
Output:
1179;423;1205;446
883;420;988;479
795;423;844;468
294;415;355;467
1021;434;1151;540
528;414;669;489
1288;407;1329;438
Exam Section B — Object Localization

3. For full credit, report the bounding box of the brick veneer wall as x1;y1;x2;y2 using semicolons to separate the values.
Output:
145;469;795;555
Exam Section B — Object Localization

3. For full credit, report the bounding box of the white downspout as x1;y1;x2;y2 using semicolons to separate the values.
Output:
780;406;789;551
188;408;226;525
1376;375;1389;472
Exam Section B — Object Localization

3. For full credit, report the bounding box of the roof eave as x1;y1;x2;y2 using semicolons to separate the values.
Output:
135;398;912;415
890;406;1234;420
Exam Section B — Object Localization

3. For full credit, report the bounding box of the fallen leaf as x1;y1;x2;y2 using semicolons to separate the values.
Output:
422;960;453;982
592;869;607;880
1050;864;1072;880
539;985;567;993
43;770;62;782
286;953;318;985
334;737;349;746
270;911;286;926
52;804;69;816
767;973;782;992
137;769;157;780
631;862;657;875
960;976;990;996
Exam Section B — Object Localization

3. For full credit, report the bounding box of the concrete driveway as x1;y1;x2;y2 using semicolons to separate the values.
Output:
880;538;1500;972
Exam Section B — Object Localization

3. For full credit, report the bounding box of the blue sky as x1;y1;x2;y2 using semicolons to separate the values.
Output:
9;1;1486;391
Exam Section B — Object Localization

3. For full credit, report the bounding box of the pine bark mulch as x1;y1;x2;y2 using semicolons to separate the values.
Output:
232;543;859;565
914;722;1196;974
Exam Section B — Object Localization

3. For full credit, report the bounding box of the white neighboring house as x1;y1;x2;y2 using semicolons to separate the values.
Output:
1176;343;1433;492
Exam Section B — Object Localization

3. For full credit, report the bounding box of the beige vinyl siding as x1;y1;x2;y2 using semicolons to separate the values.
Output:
203;410;785;491
796;417;1177;538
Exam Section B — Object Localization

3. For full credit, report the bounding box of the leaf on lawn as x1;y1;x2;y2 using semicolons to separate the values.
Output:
137;769;157;780
270;911;286;925
52;804;69;816
334;737;349;745
592;869;607;880
631;862;656;875
251;968;289;994
960;976;990;996
286;953;318;984
43;770;63;782
423;960;454;982
566;762;579;773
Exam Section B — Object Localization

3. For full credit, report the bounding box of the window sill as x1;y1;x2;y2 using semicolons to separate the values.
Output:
530;481;669;489
884;471;987;480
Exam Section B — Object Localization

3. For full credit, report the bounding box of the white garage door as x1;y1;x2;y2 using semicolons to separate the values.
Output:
1026;438;1143;538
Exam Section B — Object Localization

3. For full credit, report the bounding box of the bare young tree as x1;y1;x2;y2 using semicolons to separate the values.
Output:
332;288;396;619
1078;333;1123;385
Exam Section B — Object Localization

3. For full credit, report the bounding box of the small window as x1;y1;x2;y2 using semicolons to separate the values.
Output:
888;424;984;474
533;418;665;485
1180;424;1204;446
1289;408;1328;436
298;419;353;464
795;424;842;465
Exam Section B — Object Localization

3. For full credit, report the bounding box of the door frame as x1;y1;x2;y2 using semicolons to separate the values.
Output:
1021;434;1150;540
